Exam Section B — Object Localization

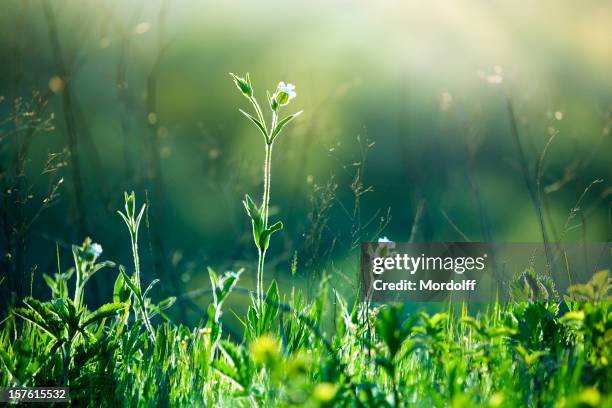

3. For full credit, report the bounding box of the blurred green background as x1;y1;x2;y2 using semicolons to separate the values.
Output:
1;0;610;323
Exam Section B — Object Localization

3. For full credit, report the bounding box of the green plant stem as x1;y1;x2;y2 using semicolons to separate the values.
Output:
129;225;155;341
269;111;278;143
505;97;552;274
138;293;156;342
262;142;273;226
257;141;273;312
131;234;141;292
257;248;266;313
250;97;267;134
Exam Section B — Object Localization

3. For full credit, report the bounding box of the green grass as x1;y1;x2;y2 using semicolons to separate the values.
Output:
0;75;610;407
0;219;610;406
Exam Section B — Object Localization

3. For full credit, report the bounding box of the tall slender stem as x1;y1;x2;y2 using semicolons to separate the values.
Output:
250;97;267;135
257;248;265;312
131;216;154;340
505;97;552;274
262;143;273;227
131;235;141;291
257;142;273;311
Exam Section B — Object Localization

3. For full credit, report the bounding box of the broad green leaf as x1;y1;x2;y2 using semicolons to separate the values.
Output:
212;360;241;389
113;272;131;303
13;308;58;340
82;303;127;328
261;280;280;333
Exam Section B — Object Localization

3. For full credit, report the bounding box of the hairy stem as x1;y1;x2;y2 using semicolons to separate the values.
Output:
262;142;273;226
131;234;141;292
250;97;267;135
257;142;273;311
128;220;155;341
257;248;265;312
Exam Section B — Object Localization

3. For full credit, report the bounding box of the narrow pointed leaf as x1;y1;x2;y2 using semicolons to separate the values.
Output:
270;111;302;142
239;109;267;138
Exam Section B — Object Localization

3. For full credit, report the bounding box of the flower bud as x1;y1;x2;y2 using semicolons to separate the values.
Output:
272;82;296;107
270;98;279;112
125;191;136;218
230;73;253;98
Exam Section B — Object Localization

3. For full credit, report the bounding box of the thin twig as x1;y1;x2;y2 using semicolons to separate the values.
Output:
408;199;425;243
440;209;472;242
505;96;552;274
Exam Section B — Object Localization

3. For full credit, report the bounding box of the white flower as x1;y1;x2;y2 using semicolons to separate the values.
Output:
273;82;297;106
378;236;392;243
89;243;103;258
278;82;296;99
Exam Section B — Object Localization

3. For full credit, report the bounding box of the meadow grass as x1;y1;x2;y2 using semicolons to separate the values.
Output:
0;75;610;408
0;231;609;407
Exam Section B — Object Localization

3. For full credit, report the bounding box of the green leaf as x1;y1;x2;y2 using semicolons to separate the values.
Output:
119;266;141;297
83;260;115;287
267;220;283;233
212;360;242;389
43;274;57;295
157;296;176;311
261;280;280;333
13;308;58;339
54;298;80;332
214;340;253;391
82;303;127;328
22;297;65;337
143;278;160;299
486;326;517;338
148;297;176;321
219;270;243;303
243;194;264;248
258;221;283;250
242;194;259;219
270;111;302;143
427;313;448;329
239;109;267;138
117;210;131;231
113;272;131;303
375;305;405;358
135;204;146;236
